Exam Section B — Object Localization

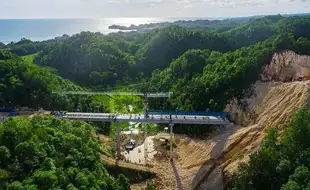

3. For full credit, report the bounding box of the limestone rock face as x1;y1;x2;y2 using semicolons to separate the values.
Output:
262;51;310;82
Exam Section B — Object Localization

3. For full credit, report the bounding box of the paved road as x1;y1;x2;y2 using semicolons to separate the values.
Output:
0;113;8;122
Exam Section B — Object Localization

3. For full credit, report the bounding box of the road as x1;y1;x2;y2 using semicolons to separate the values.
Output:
122;136;157;165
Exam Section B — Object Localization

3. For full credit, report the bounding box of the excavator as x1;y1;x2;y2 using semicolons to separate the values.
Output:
125;139;136;151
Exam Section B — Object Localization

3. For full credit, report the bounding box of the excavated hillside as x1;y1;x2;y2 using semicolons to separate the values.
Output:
150;51;310;190
262;50;310;82
173;81;310;190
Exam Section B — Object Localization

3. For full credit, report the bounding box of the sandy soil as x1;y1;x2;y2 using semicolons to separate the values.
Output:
145;80;310;190
122;136;157;165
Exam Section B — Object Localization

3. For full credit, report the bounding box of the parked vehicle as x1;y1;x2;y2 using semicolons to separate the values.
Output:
0;108;19;117
8;111;19;116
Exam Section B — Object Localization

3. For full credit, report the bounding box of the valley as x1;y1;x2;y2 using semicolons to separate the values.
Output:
1;14;310;190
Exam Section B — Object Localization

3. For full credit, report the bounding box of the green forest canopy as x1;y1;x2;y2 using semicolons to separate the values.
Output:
1;13;310;190
0;51;99;111
0;15;309;116
1;15;310;113
30;15;310;87
0;116;130;190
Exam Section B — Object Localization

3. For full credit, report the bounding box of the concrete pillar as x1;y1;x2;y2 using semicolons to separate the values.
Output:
115;121;121;166
144;122;148;165
170;123;174;160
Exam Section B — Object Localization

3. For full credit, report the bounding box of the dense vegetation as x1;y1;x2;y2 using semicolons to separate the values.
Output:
5;38;48;56
228;107;310;190
1;13;310;189
34;32;135;86
150;33;310;111
30;15;310;88
0;116;130;189
1;15;310;113
0;50;107;112
109;16;253;32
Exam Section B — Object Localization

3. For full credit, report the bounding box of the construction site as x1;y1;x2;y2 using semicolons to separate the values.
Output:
113;50;310;190
2;50;310;190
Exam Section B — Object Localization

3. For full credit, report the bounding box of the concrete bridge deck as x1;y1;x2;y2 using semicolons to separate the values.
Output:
58;112;230;125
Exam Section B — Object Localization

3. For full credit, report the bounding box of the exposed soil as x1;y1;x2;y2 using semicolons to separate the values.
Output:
99;52;310;190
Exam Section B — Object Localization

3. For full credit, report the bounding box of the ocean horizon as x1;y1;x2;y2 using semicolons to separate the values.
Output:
0;17;220;44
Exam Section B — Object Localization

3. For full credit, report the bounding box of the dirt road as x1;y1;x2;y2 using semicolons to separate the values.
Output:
122;136;157;165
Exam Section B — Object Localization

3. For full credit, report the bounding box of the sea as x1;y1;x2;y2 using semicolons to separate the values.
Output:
0;17;214;44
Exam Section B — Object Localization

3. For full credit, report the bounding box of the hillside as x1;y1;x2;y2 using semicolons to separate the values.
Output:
145;52;310;189
27;15;310;88
1;14;310;190
0;50;98;111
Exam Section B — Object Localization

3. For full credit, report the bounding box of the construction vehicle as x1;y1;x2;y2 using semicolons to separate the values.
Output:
125;139;136;151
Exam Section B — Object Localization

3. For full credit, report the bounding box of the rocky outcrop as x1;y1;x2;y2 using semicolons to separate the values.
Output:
262;51;310;82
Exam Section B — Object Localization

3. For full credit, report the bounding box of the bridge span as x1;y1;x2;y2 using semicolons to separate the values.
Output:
57;112;230;125
54;111;232;164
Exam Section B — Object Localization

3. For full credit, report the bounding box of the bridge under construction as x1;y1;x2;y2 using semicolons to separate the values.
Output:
52;90;232;166
58;112;230;125
55;111;231;166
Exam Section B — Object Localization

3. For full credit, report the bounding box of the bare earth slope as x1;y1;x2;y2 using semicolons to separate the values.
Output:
151;81;310;190
136;52;310;190
172;81;310;190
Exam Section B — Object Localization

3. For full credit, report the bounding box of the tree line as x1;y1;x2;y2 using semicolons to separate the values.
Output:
15;15;308;88
0;50;104;112
150;33;310;112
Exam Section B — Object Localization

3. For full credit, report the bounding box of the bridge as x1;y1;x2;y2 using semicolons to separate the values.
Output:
52;91;172;98
54;111;231;164
148;110;230;119
57;112;230;125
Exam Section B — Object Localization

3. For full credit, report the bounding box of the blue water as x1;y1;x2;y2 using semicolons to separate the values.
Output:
0;17;212;44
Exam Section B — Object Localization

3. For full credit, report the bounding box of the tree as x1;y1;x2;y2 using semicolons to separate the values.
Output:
229;108;310;190
0;116;130;189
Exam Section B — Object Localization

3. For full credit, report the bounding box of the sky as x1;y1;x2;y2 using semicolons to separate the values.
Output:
0;0;309;18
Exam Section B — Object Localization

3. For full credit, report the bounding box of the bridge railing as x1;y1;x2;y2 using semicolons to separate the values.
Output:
148;110;230;120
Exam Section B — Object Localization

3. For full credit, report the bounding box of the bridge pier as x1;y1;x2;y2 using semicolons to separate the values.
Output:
219;125;224;133
144;123;148;166
115;121;121;166
170;123;174;160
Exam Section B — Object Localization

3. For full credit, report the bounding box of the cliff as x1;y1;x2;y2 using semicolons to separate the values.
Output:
262;51;310;82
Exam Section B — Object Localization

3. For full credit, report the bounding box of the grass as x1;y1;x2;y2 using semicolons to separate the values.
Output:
21;53;37;64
